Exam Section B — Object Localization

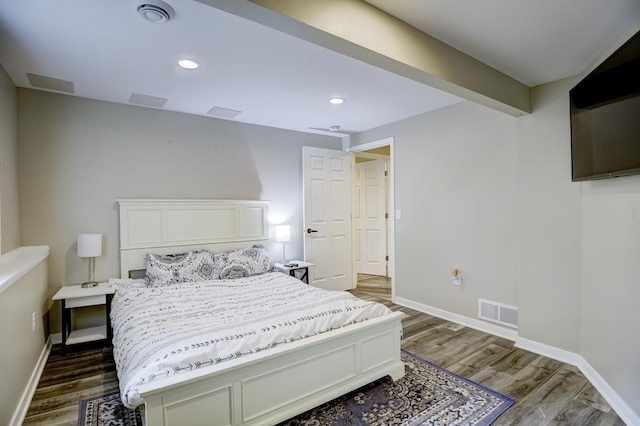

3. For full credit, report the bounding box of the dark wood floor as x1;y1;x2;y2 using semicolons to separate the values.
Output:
23;282;625;425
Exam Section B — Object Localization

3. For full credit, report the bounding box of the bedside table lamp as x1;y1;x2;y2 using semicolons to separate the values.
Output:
275;224;291;263
77;233;102;287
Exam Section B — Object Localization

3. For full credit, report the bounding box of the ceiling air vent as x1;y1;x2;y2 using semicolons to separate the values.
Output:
137;0;175;24
207;106;242;119
129;93;167;108
27;73;74;94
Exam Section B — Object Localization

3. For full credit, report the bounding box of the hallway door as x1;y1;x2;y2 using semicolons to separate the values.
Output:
355;159;387;276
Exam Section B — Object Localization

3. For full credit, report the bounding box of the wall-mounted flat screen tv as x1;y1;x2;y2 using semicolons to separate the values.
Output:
570;28;640;181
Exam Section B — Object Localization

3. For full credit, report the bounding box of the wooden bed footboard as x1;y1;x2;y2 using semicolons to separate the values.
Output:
139;311;405;426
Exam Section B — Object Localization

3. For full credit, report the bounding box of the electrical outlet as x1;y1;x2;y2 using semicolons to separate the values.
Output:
452;269;462;286
32;312;36;332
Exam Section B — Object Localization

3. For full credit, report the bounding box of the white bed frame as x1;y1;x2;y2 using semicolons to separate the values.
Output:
118;199;405;426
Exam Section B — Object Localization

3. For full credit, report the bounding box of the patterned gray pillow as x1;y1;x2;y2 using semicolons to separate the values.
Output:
213;245;273;279
145;249;216;286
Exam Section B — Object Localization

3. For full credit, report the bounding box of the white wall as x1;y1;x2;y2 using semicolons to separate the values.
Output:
351;101;519;319
0;64;20;253
16;89;341;332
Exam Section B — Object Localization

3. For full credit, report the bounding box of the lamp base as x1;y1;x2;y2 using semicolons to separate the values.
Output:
81;281;98;288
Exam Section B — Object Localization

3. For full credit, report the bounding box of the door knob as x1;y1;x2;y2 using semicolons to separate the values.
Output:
306;228;318;234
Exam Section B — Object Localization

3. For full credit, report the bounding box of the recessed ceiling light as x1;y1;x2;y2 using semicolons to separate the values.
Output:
178;59;198;70
329;97;345;105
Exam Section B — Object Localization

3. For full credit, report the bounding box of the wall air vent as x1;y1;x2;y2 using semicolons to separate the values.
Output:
478;298;518;328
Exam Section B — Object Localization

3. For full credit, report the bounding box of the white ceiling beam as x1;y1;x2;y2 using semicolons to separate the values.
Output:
197;0;531;117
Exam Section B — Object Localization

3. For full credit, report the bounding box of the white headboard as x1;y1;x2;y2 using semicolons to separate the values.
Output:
118;199;269;278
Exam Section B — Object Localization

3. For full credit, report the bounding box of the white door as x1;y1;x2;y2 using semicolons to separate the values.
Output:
302;146;353;291
355;159;387;276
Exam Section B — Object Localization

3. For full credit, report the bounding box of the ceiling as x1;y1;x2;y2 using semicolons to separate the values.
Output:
1;0;639;137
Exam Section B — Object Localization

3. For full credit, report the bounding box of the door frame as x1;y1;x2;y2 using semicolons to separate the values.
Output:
347;137;396;298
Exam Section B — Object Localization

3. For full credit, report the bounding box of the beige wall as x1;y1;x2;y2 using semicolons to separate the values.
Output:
520;76;640;417
580;177;640;415
575;21;640;416
515;78;582;352
0;259;49;425
0;64;20;252
16;89;341;331
350;69;639;419
351;101;519;318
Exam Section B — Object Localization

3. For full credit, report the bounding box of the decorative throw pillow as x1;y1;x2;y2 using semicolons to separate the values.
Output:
213;245;273;279
145;249;216;286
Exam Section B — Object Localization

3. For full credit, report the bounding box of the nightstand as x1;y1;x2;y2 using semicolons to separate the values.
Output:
52;283;116;351
274;261;314;284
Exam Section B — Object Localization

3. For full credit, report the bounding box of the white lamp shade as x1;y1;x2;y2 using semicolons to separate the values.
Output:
77;233;102;258
275;224;291;242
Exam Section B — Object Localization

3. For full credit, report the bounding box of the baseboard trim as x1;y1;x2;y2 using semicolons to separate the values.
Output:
514;336;582;365
50;332;62;345
10;337;52;426
515;337;640;425
393;296;518;342
576;357;640;426
393;296;639;423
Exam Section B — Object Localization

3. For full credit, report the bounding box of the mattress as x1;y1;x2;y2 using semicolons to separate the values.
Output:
110;272;392;408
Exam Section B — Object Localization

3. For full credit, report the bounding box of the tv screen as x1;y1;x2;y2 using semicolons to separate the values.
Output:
570;28;640;181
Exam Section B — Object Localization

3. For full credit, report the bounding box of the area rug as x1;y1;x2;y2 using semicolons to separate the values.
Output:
78;391;144;426
78;351;513;426
280;350;514;425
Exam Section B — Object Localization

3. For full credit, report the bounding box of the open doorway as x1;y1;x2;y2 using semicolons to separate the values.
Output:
348;137;395;299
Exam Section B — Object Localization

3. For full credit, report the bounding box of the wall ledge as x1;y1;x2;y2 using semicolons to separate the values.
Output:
0;246;49;296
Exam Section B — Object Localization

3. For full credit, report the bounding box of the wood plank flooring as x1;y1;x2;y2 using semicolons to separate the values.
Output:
23;282;625;425
353;285;625;426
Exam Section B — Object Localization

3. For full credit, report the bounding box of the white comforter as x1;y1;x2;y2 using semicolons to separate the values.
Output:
110;272;392;408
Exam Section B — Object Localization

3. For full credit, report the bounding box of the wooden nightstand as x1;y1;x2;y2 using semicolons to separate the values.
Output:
274;261;314;284
52;283;116;351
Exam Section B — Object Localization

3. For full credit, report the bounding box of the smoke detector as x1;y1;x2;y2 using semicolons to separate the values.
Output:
137;0;175;23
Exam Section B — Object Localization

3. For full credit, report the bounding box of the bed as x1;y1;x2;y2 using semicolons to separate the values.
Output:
115;199;405;426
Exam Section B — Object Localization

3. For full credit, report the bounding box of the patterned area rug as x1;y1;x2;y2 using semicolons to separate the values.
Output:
78;351;513;426
281;350;514;426
78;392;144;426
